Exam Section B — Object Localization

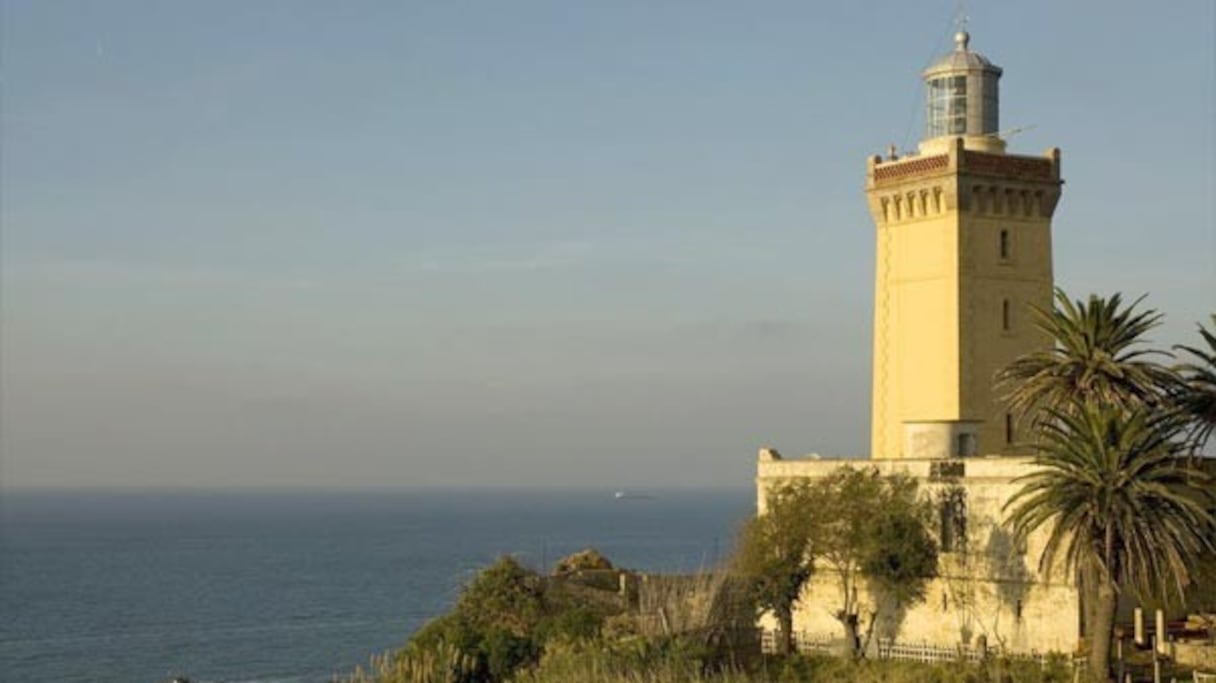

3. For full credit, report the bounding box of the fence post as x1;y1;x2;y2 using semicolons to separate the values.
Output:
1117;637;1125;682
1157;610;1167;657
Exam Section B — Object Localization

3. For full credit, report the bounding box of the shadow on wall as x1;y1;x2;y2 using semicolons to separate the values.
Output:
939;508;1033;650
987;525;1032;612
870;589;911;645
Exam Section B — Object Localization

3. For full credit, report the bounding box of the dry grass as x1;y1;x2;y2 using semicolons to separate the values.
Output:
337;641;477;683
340;645;1074;683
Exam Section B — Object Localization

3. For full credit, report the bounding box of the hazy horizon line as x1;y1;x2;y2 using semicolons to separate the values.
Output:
0;483;755;495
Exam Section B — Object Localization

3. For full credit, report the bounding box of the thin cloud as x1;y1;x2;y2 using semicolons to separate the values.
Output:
408;240;597;274
401;237;779;275
3;259;317;292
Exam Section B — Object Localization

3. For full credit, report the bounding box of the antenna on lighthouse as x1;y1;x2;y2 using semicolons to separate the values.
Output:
984;124;1038;139
953;0;969;35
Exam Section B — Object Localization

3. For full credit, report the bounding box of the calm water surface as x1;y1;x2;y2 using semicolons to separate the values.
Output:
0;488;752;683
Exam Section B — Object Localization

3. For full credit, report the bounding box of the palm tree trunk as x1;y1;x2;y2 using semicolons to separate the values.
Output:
1088;582;1117;683
1080;565;1098;649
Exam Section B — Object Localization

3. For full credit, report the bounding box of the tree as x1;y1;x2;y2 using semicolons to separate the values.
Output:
1174;314;1216;452
733;483;816;655
737;469;940;659
996;289;1179;426
1004;404;1215;683
808;467;937;658
863;503;940;609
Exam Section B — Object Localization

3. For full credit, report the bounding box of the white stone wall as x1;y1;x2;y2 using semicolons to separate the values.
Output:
755;452;1082;655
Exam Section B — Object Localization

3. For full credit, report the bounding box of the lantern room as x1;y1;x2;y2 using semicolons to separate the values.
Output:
920;31;1005;154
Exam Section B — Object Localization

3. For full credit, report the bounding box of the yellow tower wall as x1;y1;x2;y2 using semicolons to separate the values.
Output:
958;209;1055;453
868;139;1061;458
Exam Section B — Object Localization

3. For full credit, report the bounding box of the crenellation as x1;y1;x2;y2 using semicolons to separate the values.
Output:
951;179;1062;220
869;182;954;225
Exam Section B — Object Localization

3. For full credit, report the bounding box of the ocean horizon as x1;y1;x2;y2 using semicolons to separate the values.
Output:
0;486;754;683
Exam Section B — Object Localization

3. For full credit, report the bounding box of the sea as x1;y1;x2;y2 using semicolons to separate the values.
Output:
0;487;754;683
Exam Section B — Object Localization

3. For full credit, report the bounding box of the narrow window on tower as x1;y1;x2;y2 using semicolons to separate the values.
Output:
1002;299;1012;331
955;433;976;457
999;229;1010;261
1005;413;1015;445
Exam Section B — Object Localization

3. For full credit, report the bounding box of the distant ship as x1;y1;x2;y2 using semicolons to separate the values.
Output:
613;491;653;500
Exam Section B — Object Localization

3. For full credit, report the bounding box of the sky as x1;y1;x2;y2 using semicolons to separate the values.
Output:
1;1;1213;490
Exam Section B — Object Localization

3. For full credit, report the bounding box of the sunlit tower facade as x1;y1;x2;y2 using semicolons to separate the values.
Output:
866;32;1063;460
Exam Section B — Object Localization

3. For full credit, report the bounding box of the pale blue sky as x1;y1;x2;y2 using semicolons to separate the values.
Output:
2;1;1213;489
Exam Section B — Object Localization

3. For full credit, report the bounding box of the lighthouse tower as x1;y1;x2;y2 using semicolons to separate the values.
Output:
756;29;1083;656
866;32;1063;460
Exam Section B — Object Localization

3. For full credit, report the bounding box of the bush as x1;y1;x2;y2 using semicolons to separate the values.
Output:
481;628;540;680
457;556;544;637
366;556;628;682
538;604;603;641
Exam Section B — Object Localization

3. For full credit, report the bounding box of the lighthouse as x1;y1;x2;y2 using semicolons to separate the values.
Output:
866;32;1063;460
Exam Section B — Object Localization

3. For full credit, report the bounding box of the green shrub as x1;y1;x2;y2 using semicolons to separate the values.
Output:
481;628;540;680
456;556;544;637
539;604;603;641
376;556;626;682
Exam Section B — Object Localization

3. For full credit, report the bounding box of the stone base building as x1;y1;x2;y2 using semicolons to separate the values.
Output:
756;450;1080;655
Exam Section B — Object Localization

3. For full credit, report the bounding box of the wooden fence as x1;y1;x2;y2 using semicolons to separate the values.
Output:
761;629;1078;670
759;630;836;655
761;630;1216;682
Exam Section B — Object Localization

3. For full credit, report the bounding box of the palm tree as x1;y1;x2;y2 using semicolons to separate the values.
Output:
1174;314;1216;452
997;289;1180;425
1004;404;1215;682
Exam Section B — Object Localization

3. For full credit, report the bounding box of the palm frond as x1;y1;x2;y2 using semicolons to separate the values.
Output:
1004;403;1215;602
1173;314;1216;450
996;289;1180;425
